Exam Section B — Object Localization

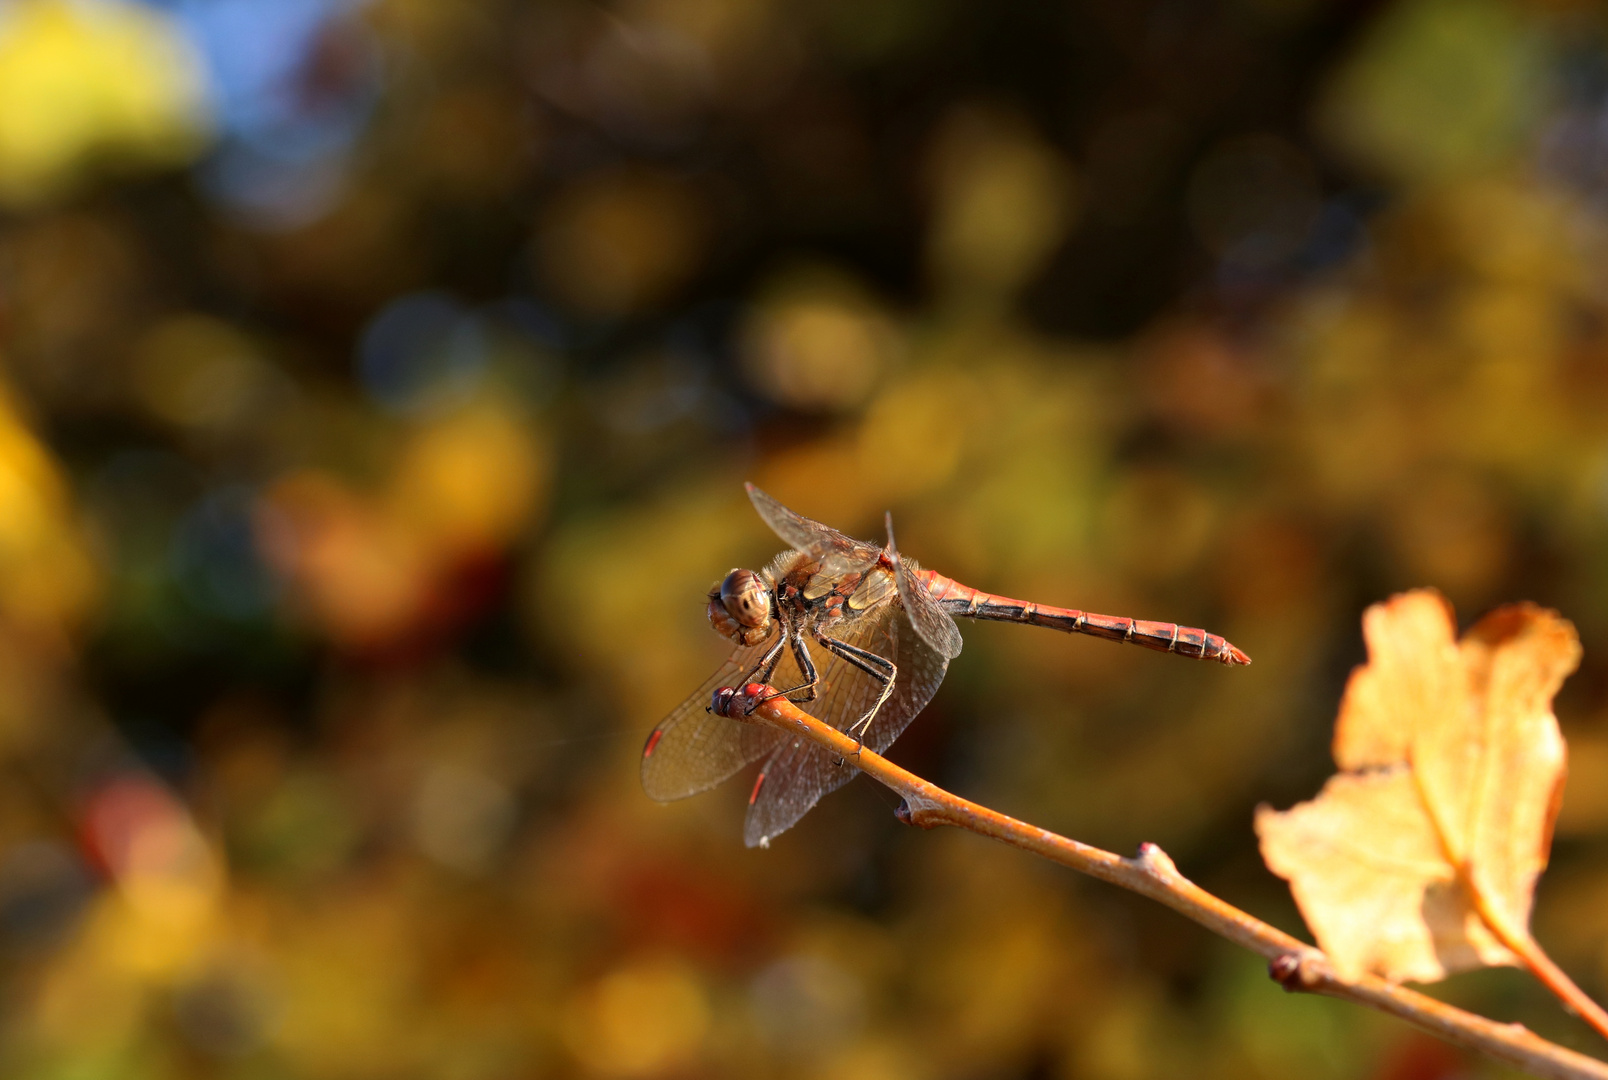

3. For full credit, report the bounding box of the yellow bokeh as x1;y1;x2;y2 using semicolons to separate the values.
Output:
389;401;550;553
924;104;1079;308
740;265;901;412
1317;0;1540;185
561;958;711;1077
131;315;281;432
0;0;210;205
0;381;97;636
535;169;705;317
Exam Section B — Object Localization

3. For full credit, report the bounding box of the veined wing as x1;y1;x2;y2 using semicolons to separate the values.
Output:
641;637;782;802
744;589;949;847
746;483;881;570
893;551;963;660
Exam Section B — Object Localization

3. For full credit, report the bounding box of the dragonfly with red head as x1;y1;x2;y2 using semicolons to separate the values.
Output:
642;484;1249;848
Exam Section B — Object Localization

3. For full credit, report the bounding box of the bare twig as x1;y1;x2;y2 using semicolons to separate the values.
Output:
730;687;1608;1080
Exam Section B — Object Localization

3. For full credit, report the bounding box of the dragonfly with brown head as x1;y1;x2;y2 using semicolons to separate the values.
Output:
642;484;1249;848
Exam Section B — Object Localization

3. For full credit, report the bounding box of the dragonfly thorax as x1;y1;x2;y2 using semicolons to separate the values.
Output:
707;568;775;647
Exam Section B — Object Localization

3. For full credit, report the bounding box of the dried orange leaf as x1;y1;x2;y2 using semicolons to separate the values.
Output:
1256;589;1579;982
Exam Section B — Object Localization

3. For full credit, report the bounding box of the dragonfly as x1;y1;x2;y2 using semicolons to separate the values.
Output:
642;483;1250;848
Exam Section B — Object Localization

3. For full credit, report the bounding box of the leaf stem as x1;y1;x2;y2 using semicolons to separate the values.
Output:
1507;929;1608;1044
1452;857;1608;1042
738;689;1608;1080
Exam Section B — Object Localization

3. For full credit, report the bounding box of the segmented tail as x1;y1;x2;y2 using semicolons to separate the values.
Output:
917;571;1250;665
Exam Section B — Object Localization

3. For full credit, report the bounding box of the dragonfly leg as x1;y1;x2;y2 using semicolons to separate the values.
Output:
707;631;789;716
743;632;789;688
813;632;896;760
751;627;820;710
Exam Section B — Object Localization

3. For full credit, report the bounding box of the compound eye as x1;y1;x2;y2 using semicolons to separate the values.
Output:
719;569;770;628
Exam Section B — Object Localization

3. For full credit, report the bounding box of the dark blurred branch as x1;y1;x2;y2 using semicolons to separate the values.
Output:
729;687;1608;1080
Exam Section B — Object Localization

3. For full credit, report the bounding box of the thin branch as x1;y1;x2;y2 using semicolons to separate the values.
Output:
730;688;1608;1080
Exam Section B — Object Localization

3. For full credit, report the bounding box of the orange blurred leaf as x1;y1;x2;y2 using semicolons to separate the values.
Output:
1256;589;1578;982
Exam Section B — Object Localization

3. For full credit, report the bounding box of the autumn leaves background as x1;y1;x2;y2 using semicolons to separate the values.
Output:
2;0;1608;1078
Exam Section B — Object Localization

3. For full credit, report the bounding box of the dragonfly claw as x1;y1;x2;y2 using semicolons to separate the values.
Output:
831;737;867;769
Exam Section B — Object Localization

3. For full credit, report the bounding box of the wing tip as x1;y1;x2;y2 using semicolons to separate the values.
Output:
744;482;782;521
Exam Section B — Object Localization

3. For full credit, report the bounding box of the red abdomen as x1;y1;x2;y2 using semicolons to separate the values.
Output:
916;570;1249;665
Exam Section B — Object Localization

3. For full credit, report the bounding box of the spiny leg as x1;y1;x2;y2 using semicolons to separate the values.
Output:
708;629;790;718
749;624;821;709
708;630;789;716
742;631;788;689
814;631;896;761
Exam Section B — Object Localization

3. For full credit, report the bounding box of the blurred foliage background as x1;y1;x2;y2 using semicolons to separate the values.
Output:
1;0;1608;1077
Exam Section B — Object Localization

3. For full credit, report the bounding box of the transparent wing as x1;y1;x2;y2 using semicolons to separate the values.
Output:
746;483;880;570
743;593;950;847
742;734;852;849
641;637;782;802
861;607;951;757
893;552;963;660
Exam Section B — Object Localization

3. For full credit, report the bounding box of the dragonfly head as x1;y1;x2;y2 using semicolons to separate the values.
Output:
708;568;774;646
